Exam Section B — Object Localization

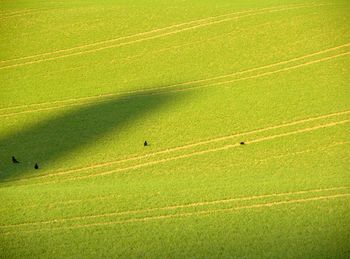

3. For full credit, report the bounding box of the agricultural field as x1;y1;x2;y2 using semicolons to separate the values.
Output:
0;0;349;257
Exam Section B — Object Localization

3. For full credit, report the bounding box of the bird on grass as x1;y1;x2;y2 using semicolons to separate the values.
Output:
34;163;39;169
240;141;245;145
12;156;20;163
144;141;148;147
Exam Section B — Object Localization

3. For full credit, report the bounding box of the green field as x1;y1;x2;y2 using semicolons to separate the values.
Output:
0;0;350;257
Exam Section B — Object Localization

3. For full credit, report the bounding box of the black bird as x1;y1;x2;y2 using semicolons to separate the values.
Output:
34;163;39;169
12;156;19;163
240;142;245;145
144;141;148;147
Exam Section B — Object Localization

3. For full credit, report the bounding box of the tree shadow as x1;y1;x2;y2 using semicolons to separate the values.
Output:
0;89;182;182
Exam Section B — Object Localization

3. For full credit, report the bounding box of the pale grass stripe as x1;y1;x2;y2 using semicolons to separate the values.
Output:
1;33;347;114
0;9;32;17
1;47;349;118
0;186;348;229
4;109;350;183
9;118;348;187
0;141;348;213
2;193;349;235
0;193;121;212
167;43;350;88
0;7;267;63
8;19;278;82
108;193;349;226
0;8;53;20
0;4;330;70
67;119;350;181
0;9;253;63
255;141;350;163
0;3;316;64
172;51;350;91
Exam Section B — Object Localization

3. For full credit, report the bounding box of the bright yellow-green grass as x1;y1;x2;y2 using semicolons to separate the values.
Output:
0;0;349;257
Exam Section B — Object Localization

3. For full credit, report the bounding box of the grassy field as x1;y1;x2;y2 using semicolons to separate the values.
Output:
0;0;349;257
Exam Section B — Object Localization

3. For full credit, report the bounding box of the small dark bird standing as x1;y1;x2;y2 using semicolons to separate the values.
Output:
144;141;148;147
240;142;245;145
12;156;20;163
34;163;39;169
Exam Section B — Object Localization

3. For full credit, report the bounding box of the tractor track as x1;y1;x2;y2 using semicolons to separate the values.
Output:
0;45;349;118
1;191;349;235
2;117;348;187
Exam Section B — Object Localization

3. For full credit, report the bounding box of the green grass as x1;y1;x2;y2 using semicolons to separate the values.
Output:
0;0;349;258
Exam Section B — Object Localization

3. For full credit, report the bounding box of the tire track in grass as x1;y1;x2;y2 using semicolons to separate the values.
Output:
3;109;349;184
1;45;349;118
144;49;350;97
0;7;271;63
80;193;349;228
0;141;348;213
0;9;32;17
169;51;350;93
0;4;331;70
165;43;350;89
0;186;348;228
0;8;54;20
66;119;350;182
4;117;349;187
0;3;317;64
0;8;255;63
2;192;349;235
255;141;350;163
0;14;324;85
210;52;350;86
1;41;348;113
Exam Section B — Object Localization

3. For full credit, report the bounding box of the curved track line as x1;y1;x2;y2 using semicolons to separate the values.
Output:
0;9;32;17
0;194;120;213
0;49;343;121
1;141;347;217
4;109;349;183
255;141;350;163
1;41;348;113
173;51;350;91
0;16;319;86
3;40;348;112
1;46;349;117
0;8;53;20
1;155;347;212
0;4;329;70
5;118;348;186
94;193;349;227
0;186;347;229
167;43;350;88
68;119;350;181
2;193;349;235
0;3;313;64
0;7;274;63
123;45;350;96
0;8;262;63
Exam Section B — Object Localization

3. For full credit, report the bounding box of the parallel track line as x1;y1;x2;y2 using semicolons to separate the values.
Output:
1;49;348;118
2;193;349;235
0;4;329;70
4;118;348;187
255;141;350;163
0;8;53;20
0;141;348;212
0;186;347;228
69;119;349;181
0;4;315;64
4;109;349;183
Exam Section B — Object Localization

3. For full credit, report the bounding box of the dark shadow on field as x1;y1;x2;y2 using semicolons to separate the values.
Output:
0;89;181;182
